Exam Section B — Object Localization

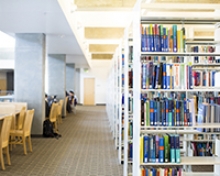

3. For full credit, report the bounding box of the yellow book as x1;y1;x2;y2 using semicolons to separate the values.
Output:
140;136;143;163
177;30;181;52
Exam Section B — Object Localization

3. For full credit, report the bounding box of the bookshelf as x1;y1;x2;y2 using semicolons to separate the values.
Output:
123;27;134;176
130;0;220;176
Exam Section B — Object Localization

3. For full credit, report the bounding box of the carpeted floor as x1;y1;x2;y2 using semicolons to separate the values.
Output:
2;106;123;176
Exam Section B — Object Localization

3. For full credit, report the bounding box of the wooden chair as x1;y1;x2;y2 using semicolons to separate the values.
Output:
57;99;64;124
0;115;12;170
49;103;58;133
17;107;26;130
10;109;34;155
63;96;68;117
0;105;16;130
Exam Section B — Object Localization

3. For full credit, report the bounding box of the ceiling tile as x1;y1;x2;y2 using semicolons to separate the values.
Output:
89;44;118;52
92;54;113;59
85;27;124;39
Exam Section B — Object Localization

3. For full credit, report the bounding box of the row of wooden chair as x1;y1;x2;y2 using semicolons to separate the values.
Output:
0;109;34;170
48;99;64;133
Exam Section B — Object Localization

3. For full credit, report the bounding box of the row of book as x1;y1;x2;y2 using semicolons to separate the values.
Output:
190;142;213;156
141;61;219;90
141;24;185;53
141;98;195;127
141;167;182;176
140;134;180;163
192;45;217;64
141;62;192;90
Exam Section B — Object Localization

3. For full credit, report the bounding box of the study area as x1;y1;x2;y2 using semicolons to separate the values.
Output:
0;0;220;176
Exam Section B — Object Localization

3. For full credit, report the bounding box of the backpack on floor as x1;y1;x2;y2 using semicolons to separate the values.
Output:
43;119;55;137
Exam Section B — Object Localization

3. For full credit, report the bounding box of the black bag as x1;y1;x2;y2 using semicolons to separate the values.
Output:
43;119;62;139
43;119;55;138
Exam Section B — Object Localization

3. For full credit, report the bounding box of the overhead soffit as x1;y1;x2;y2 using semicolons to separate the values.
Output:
89;44;118;52
194;31;214;37
85;27;124;39
75;0;136;8
155;0;220;3
92;54;113;59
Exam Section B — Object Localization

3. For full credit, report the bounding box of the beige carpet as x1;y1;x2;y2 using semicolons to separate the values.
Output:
2;106;123;176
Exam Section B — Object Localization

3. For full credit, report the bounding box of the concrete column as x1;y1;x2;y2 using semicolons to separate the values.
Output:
14;33;46;135
66;64;75;92
46;54;66;101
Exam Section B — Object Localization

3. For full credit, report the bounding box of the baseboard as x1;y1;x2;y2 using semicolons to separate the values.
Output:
96;103;106;106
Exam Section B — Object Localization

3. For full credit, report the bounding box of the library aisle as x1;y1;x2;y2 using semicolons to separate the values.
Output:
2;106;123;176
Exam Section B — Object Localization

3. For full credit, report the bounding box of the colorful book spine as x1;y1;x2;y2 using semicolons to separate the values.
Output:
175;135;180;163
170;135;175;163
154;24;160;52
159;25;164;52
176;100;180;126
150;100;155;126
149;24;154;52
159;137;164;163
172;25;177;52
163;63;167;89
141;25;146;52
144;135;149;163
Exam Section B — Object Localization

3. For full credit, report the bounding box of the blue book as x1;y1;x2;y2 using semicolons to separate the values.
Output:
166;64;170;89
173;24;177;52
149;136;155;162
155;64;160;89
154;101;158;126
175;135;180;163
142;63;147;89
162;100;166;126
154;24;160;52
159;25;164;52
149;25;154;52
153;65;157;88
163;63;167;89
212;71;216;86
152;168;156;176
149;62;154;89
159;137;164;163
155;135;160;162
163;27;167;52
188;66;193;89
143;135;149;163
168;100;173;126
176;100;181;126
150;100;155;126
170;135;176;163
165;99;169;126
141;26;146;52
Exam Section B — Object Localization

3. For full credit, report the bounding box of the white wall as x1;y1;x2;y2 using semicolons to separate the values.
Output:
79;60;112;105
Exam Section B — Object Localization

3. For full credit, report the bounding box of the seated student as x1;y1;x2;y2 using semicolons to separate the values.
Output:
69;90;77;114
66;91;72;113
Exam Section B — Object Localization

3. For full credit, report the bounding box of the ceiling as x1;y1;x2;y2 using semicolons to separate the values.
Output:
0;0;88;68
0;0;219;69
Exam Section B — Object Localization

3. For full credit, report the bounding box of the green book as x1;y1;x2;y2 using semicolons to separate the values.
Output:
145;100;150;126
164;135;170;163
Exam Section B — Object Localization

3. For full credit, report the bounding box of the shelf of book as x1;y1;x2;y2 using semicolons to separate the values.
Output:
123;27;131;176
183;172;217;176
141;88;220;92
141;52;220;57
141;157;220;165
130;0;220;175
